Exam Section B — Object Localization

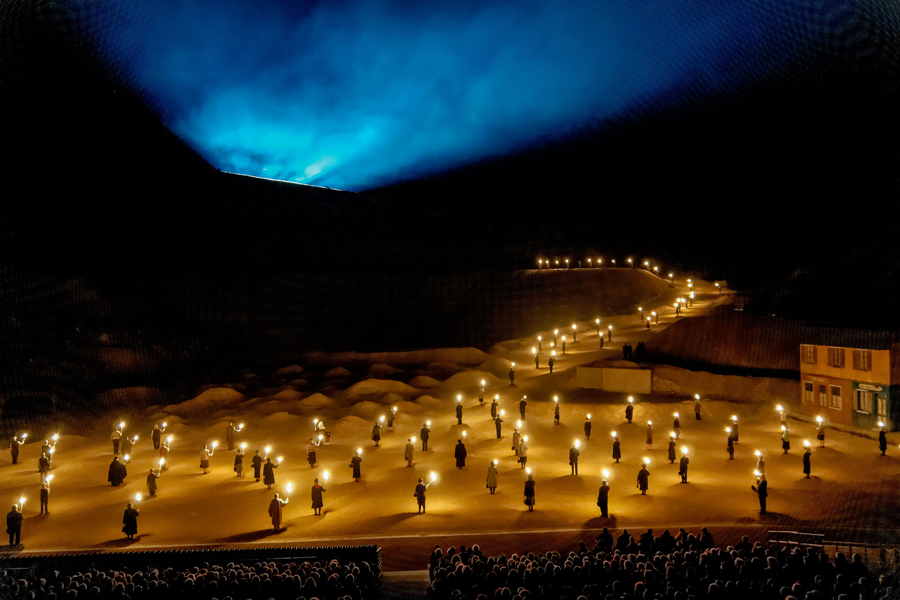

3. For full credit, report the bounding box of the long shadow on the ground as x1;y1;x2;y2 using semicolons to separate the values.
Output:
94;534;148;548
214;529;284;544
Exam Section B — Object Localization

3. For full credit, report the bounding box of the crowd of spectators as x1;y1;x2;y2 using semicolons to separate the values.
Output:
0;557;377;600
427;529;897;600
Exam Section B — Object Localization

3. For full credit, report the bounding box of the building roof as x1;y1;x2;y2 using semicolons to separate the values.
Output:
800;327;899;350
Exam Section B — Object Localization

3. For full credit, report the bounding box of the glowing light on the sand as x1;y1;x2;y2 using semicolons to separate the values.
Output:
587;414;591;420
21;433;27;439
523;436;529;442
526;467;531;475
602;469;610;478
732;416;738;421
694;394;700;400
429;471;437;484
18;496;25;508
318;434;324;441
357;447;362;455
517;420;522;429
670;432;676;438
611;431;616;437
879;422;885;428
380;415;385;423
158;458;165;467
322;470;329;481
167;435;174;444
688;279;692;283
162;422;167;428
781;425;786;432
674;412;679;418
642;457;650;465
494;394;499;400
240;442;247;450
562;335;566;342
313;418;319;426
554;329;559;335
816;416;823;424
644;261;649;267
480;381;485;388
493;459;497;465
411;436;417;444
669;273;673;279
500;410;505;416
754;470;760;477
119;421;125;430
574;439;581;449
608;325;613;331
457;394;462;403
52;434;59;442
726;427;732;433
463;431;467;439
538;335;542;341
647;421;652;426
551;350;556;357
238;423;244;431
511;363;515;367
804;440;810;447
45;475;53;484
49;448;54;455
628;397;633;404
265;445;271;457
123;454;130;463
135;493;142;502
627;259;632;265
681;447;688;455
654;267;659;273
211;441;218;449
754;450;761;457
286;483;293;495
554;396;559;403
277;456;283;464
427;420;432;426
532;347;536;355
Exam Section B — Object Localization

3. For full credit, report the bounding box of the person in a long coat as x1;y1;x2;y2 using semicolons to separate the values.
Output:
625;403;634;423
268;493;288;531
10;436;20;464
263;458;278;489
415;478;427;513
879;429;888;455
200;445;211;474
637;464;650;495
7;504;23;546
612;435;622;463
732;418;740;443
667;438;677;463
673;415;681;439
569;444;580;475
512;428;520;455
108;456;127;486
519;398;527;420
121;436;133;457
584;416;592;440
234;448;244;477
802;447;811;478
817;424;825;447
751;474;767;514
523;474;535;511
371;422;381;447
456;402;463;425
486;462;498;494
226;423;236;450
548;354;555;374
350;450;362;481
146;469;160;496
679;453;689;483
490;398;498;419
494;415;503;439
159;441;169;471
554;402;560;425
405;439;415;467
727;431;735;459
251;450;263;481
782;427;791;454
597;480;610;518
122;503;139;540
646;424;653;449
756;453;766;475
151;425;161;450
420;424;430;451
454;440;467;469
307;438;319;468
519;439;528;468
311;479;326;515
38;453;50;482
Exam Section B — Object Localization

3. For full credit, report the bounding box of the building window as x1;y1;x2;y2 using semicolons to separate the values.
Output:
803;382;814;403
828;348;845;368
852;349;872;371
830;385;842;410
857;390;871;413
876;394;887;418
819;385;827;406
801;345;817;365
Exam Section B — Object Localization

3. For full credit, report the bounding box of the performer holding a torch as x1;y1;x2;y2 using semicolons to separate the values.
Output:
269;484;290;531
312;473;328;516
122;497;140;540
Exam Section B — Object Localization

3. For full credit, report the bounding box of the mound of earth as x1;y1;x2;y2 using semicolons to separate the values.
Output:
410;376;442;388
366;364;405;378
441;370;502;390
347;379;419;397
299;393;334;410
421;361;462;380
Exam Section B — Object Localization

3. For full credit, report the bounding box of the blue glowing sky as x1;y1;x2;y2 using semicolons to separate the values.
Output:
85;0;805;191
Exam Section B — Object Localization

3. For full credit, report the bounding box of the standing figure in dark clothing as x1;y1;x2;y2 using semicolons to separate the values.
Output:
454;440;467;469
548;353;555;374
561;337;567;355
479;383;485;407
122;503;139;540
415;478;429;513
751;473;767;514
38;453;50;482
234;447;244;477
350;449;362;481
512;428;520;455
637;463;650;495
694;396;702;420
879;425;888;455
494;414;503;439
405;439;415;467
673;413;681;439
523;473;535;511
625;400;634;423
597;480;610;517
108;456;127;486
668;437;676;463
251;450;263;482
554;398;560;425
519;397;527;420
612;432;621;463
569;442;580;475
151;424;162;450
268;493;288;531
371;422;382;447
646;422;653;449
146;468;160;497
10;436;21;464
226;423;236;450
121;435;134;458
388;406;397;431
111;427;122;455
584;415;592;439
263;458;278;489
534;350;540;369
509;364;515;386
679;449;689;483
456;400;463;425
421;423;431;451
490;397;498;419
7;504;23;546
732;416;740;443
40;483;49;514
307;437;321;468
726;428;735;459
311;478;326;516
803;444;811;478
